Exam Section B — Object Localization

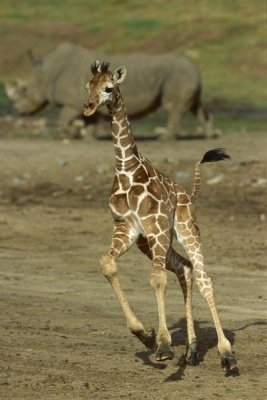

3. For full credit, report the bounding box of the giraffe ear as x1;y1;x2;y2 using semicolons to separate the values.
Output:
114;66;127;84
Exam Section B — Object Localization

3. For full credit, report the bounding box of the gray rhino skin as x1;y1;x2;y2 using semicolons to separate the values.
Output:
6;42;212;138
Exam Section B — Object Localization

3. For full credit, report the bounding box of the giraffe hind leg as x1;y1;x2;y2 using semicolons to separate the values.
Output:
166;247;199;365
174;203;237;372
137;236;199;364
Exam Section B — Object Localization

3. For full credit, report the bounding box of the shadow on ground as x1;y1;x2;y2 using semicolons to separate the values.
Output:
135;318;266;381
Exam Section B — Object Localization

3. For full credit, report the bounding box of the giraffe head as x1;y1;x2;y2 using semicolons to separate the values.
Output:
84;61;127;117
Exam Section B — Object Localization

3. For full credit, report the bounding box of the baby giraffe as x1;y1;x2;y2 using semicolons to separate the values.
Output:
84;61;237;373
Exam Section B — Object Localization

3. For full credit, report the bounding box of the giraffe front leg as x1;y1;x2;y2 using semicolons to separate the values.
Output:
100;222;156;350
150;262;173;361
146;232;174;361
166;248;199;365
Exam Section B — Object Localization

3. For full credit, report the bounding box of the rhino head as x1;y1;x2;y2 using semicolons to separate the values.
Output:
5;77;47;114
5;51;47;114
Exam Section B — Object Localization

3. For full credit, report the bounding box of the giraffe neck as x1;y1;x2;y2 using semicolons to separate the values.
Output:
107;88;141;172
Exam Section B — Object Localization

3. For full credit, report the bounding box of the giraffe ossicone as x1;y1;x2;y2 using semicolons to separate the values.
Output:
84;61;237;373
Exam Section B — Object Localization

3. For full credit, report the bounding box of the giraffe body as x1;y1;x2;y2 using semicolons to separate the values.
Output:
84;61;237;372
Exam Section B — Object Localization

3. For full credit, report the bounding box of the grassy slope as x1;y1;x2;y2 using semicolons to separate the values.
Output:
0;0;266;108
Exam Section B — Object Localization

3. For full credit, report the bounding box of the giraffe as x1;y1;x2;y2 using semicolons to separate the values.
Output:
84;61;237;373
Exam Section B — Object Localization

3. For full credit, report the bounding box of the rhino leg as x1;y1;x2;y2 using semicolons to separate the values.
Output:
161;102;183;139
58;105;80;127
195;104;215;137
190;95;218;138
57;106;86;138
164;103;215;140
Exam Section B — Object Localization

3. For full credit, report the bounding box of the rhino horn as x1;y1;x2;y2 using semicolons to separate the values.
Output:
27;49;43;66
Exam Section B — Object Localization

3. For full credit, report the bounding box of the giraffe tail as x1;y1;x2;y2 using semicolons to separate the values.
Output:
190;148;230;203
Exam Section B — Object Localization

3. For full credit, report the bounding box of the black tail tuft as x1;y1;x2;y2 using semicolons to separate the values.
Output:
200;148;230;164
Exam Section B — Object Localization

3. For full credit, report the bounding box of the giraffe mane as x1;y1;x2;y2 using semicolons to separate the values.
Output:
91;61;110;74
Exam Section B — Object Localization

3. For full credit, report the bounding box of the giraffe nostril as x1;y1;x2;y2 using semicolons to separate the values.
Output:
84;101;94;109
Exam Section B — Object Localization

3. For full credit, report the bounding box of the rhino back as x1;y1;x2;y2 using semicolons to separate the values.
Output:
110;53;200;115
39;43;201;115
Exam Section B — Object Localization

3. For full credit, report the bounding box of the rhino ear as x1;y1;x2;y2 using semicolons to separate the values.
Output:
4;81;17;99
114;66;127;84
4;79;26;98
27;49;43;67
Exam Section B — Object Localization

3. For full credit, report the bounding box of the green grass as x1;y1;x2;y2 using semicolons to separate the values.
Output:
2;114;265;142
0;0;266;110
133;111;267;137
182;113;267;134
0;83;11;114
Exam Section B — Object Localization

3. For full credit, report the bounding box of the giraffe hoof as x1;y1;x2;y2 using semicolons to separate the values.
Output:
156;345;174;361
186;340;199;366
132;328;156;349
187;351;198;366
221;353;239;376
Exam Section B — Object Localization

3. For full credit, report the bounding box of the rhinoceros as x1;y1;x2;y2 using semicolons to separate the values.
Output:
5;42;213;138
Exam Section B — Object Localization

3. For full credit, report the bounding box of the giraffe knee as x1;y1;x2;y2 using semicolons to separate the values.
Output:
150;268;167;292
99;254;117;279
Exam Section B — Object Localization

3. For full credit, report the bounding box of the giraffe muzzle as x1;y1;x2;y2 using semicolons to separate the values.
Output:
84;101;97;117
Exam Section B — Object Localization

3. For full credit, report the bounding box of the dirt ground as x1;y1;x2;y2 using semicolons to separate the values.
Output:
0;130;266;400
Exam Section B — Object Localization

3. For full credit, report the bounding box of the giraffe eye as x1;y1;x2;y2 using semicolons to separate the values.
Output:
104;87;113;93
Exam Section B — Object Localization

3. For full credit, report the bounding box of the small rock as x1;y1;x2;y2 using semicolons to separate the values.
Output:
57;159;68;167
72;119;85;128
239;160;258;166
240;177;251;186
206;174;225;185
163;157;173;163
255;178;267;187
259;213;266;222
83;184;91;190
2;115;14;123
22;173;31;180
70;119;87;139
213;128;222;137
12;177;25;187
14;118;25;129
52;191;65;197
75;176;84;183
96;163;110;174
154;126;167;136
62;139;70;145
80;128;88;137
195;126;204;135
32;118;47;129
176;171;189;179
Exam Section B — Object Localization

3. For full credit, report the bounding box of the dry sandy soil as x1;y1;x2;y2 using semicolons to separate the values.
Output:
0;130;266;399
